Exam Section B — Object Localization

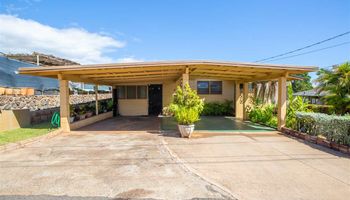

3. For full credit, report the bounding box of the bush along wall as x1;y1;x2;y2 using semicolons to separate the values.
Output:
201;100;233;116
248;104;277;128
307;104;335;115
296;112;350;146
282;112;350;155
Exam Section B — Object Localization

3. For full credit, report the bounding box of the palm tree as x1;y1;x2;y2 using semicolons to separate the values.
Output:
316;62;350;115
254;81;277;104
266;81;277;104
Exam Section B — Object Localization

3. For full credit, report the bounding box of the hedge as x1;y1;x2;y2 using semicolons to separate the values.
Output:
296;112;350;145
248;104;277;128
201;100;233;116
307;104;335;115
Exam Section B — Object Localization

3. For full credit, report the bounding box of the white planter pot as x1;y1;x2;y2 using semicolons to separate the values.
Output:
178;124;195;138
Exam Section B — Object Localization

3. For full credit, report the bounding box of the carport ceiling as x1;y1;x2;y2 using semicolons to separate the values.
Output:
19;60;317;85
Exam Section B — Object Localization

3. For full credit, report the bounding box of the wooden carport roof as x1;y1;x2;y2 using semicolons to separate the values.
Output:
19;60;317;85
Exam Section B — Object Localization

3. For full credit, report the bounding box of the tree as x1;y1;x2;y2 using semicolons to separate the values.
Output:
291;73;313;93
316;62;350;115
254;81;277;104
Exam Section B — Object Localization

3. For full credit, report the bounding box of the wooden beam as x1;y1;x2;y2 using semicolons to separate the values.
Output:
192;65;289;73
95;85;99;116
59;77;70;132
235;82;243;120
191;75;245;81
277;76;287;130
106;76;179;83
182;67;189;88
94;74;179;81
241;73;287;82
59;74;109;85
60;65;186;75
80;69;182;78
191;73;253;79
243;82;249;120
193;69;269;76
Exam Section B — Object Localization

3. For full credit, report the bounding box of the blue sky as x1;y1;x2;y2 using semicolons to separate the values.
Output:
0;0;349;81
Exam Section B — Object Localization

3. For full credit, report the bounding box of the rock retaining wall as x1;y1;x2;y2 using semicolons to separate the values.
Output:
0;94;112;111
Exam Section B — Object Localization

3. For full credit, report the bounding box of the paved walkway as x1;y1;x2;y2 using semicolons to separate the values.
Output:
0;117;349;200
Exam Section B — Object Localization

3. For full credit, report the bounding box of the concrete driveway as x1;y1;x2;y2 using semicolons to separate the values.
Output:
163;131;350;200
0;117;233;200
0;117;349;200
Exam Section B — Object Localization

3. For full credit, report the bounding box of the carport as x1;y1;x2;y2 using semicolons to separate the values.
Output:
19;60;316;132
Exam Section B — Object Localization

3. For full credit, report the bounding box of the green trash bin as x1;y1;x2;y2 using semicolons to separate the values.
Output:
51;111;60;128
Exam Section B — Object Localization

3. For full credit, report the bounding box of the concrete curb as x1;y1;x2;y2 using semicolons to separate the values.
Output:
0;128;63;153
160;137;242;200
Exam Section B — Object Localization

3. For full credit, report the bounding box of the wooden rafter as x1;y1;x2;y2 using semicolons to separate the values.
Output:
81;69;182;78
19;60;317;85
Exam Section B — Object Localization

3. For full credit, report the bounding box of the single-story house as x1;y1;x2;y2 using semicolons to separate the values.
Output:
293;89;326;105
19;60;317;132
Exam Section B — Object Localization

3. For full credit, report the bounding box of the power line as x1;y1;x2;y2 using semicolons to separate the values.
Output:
254;31;350;63
260;41;350;62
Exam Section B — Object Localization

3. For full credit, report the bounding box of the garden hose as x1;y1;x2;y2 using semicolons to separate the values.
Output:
51;112;60;128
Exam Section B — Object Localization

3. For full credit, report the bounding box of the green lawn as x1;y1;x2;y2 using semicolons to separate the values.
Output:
0;123;56;145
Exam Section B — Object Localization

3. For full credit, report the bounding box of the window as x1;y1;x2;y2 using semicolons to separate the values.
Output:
117;85;148;99
117;86;126;99
137;86;147;99
197;81;222;95
210;81;222;94
197;81;209;94
127;86;137;99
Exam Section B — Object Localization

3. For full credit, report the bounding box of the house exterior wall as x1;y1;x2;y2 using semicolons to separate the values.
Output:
117;78;235;116
118;99;148;116
189;79;235;103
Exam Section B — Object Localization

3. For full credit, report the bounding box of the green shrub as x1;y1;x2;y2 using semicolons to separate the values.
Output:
174;107;200;125
307;104;335;115
286;84;310;129
202;100;233;116
248;104;277;128
296;112;350;145
169;84;204;125
107;99;113;111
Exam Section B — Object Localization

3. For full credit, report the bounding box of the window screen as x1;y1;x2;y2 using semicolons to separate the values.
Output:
117;86;126;99
137;86;147;99
197;81;209;94
126;86;137;99
210;81;222;94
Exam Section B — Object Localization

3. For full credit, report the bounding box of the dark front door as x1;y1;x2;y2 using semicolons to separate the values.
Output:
148;84;162;115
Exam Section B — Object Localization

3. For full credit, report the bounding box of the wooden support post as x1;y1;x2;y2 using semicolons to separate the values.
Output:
277;76;287;130
95;85;99;115
235;82;243;120
243;82;249;120
182;67;189;88
58;75;70;132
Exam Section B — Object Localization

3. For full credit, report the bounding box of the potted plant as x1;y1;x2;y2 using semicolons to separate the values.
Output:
107;100;113;112
79;105;86;120
69;105;76;123
169;84;204;138
85;103;94;118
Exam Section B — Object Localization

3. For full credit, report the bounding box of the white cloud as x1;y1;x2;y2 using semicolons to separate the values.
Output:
116;57;144;63
0;14;126;64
